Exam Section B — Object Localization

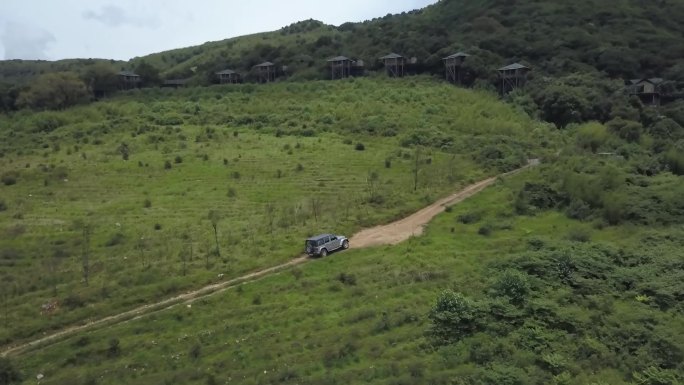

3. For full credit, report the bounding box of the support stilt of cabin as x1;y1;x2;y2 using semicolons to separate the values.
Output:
254;62;276;83
498;63;530;95
380;53;406;78
327;56;353;80
443;52;469;85
216;69;241;84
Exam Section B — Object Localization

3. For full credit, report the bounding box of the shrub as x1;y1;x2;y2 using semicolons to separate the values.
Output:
62;293;86;309
458;211;482;224
478;224;492;236
105;233;125;247
491;270;530;305
143;199;152;208
295;163;304;172
337;273;357;286
164;160;172;170
0;199;7;212
385;158;392;168
107;338;121;357
428;290;482;345
355;142;365;151
0;357;21;384
567;227;591;242
1;172;18;186
189;344;201;360
174;156;183;164
154;223;162;231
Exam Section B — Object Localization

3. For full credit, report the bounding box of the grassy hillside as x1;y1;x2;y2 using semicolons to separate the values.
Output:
0;77;557;346
13;157;683;385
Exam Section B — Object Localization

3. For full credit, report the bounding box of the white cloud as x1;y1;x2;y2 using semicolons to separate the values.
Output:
1;21;56;60
83;4;159;28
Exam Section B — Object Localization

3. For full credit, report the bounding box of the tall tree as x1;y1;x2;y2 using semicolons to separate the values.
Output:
16;72;88;110
82;62;118;97
134;61;161;87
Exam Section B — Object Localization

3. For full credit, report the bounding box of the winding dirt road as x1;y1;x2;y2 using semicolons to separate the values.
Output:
1;161;536;357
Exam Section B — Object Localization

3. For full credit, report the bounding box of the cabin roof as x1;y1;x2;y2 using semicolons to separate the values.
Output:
380;53;404;60
443;52;470;60
118;70;139;77
216;69;237;75
327;55;351;62
498;63;529;71
254;61;274;67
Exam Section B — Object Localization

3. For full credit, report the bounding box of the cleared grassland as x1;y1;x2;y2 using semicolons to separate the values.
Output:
0;78;558;345
15;171;683;385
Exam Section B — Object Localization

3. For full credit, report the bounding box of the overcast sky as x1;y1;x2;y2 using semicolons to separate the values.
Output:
0;0;437;61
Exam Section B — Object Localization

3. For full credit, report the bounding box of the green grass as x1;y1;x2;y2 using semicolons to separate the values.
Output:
0;78;558;345
14;170;682;385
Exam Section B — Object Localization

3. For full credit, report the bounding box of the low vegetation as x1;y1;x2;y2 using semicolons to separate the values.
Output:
0;78;557;346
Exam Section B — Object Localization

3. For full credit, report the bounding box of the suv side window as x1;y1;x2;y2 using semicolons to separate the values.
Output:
324;236;331;244
330;236;337;241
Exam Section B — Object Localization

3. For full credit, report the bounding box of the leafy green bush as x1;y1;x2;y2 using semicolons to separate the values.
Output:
491;270;530;305
1;172;18;186
428;291;483;345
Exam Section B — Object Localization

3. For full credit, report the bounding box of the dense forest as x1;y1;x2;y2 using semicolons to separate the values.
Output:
2;0;684;127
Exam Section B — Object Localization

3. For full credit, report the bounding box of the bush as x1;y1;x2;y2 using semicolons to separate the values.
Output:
174;155;183;164
355;143;365;151
491;270;530;305
478;224;493;236
0;199;6;212
164;160;172;170
1;172;18;186
337;273;357;286
107;338;121;357
104;233;125;247
567;227;591;242
143;199;152;208
458;211;481;224
0;357;21;384
428;290;482;345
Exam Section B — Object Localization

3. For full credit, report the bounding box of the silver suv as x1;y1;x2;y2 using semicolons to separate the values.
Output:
305;234;349;257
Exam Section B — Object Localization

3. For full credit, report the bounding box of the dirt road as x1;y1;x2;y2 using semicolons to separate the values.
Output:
1;161;535;357
351;161;535;247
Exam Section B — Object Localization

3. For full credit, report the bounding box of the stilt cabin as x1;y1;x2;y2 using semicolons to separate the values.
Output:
443;52;469;84
380;53;406;78
628;78;664;106
254;62;276;83
117;71;141;90
216;69;241;84
498;63;530;95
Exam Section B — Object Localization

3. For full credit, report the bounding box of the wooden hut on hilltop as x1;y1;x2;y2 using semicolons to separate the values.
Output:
380;53;406;78
327;56;352;80
628;78;664;106
498;63;530;95
254;61;276;83
117;70;141;90
443;52;469;85
216;69;241;84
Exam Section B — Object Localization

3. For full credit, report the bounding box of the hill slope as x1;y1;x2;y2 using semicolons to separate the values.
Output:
2;0;684;86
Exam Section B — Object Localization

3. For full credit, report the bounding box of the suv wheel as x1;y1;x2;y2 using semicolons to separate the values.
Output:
320;248;328;257
342;240;349;249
